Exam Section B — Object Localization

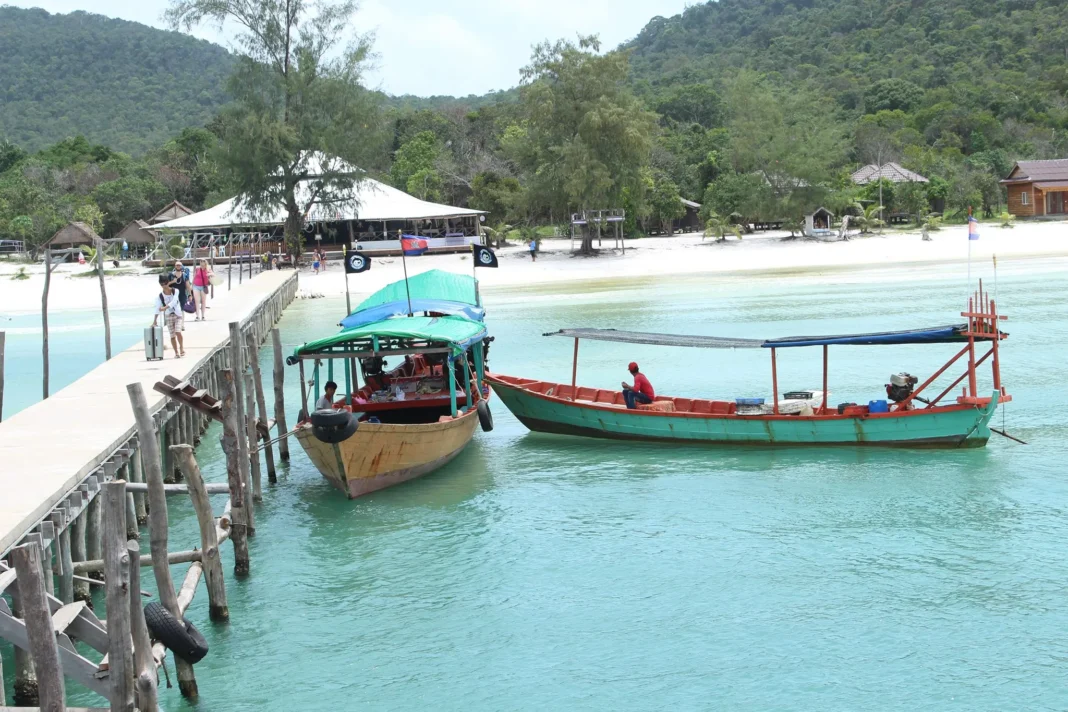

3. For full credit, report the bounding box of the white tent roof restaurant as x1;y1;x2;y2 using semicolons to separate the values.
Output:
154;157;483;231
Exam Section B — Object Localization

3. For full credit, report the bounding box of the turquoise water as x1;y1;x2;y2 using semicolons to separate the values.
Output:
6;260;1068;709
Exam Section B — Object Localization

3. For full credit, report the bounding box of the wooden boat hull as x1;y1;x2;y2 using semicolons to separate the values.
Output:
487;374;999;448
294;407;481;498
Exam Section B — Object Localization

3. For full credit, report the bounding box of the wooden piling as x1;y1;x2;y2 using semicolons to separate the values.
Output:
125;383;198;699
161;414;174;485
218;368;250;576
11;542;66;712
126;541;158;712
119;460;138;541
245;373;263;501
86;482;102;579
172;444;229;622
10;583;38;706
71;507;90;603
102;481;135;712
271;329;290;461
228;323;256;533
57;523;74;605
247;332;277;482
42;544;54;596
130;444;147;526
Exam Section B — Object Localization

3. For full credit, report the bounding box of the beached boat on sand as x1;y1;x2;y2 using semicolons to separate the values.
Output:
287;271;493;497
488;286;1009;448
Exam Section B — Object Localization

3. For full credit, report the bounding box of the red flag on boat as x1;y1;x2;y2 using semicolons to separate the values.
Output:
401;235;428;256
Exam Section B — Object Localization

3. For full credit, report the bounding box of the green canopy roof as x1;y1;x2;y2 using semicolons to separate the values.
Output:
291;316;487;360
356;269;478;311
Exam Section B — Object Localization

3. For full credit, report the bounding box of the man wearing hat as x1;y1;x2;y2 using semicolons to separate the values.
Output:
621;362;655;409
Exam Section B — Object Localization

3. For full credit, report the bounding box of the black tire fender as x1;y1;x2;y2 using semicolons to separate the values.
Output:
311;414;359;444
310;409;351;428
143;602;209;664
477;400;493;432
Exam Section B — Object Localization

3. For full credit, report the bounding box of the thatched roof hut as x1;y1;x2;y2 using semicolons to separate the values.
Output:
114;219;158;245
149;200;195;224
46;222;100;248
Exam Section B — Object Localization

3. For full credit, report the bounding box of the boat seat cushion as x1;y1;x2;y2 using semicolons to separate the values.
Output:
637;400;676;413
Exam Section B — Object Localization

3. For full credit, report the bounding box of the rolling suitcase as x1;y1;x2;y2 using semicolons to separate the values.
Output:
145;326;164;361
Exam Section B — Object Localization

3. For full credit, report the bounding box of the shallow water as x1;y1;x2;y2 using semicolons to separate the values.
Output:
6;260;1068;710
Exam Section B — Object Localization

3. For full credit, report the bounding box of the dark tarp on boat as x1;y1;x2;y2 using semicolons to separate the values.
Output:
546;324;997;349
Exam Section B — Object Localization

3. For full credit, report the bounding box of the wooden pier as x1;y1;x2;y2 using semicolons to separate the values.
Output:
0;269;299;709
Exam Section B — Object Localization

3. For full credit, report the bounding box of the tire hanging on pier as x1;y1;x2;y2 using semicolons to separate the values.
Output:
144;602;209;664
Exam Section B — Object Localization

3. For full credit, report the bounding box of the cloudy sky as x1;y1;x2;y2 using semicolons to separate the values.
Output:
7;0;692;96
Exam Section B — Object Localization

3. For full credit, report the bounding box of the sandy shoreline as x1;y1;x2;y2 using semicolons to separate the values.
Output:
2;220;1065;316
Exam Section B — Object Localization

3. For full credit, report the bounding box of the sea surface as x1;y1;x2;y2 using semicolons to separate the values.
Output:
5;258;1068;710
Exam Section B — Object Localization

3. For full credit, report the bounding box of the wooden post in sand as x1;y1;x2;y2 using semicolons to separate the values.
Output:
247;332;277;482
96;237;112;361
103;480;135;712
228;322;255;533
272;329;290;460
127;382;198;698
127;540;158;712
10;542;65;712
218;369;251;576
173;444;229;621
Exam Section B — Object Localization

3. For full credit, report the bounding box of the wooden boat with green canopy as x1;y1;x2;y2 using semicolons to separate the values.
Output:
287;271;493;498
488;285;1010;448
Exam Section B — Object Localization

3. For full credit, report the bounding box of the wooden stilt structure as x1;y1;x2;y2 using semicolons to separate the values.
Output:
272;329;290;461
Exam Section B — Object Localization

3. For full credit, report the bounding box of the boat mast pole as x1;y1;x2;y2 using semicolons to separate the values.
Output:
771;348;780;415
967;295;978;399
448;357;458;417
399;229;413;317
822;345;828;414
571;338;579;398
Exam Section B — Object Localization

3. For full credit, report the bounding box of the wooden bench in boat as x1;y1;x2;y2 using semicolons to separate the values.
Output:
514;379;738;415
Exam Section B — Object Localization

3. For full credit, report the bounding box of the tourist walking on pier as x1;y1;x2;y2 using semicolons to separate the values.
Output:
192;259;212;321
171;261;191;311
154;274;186;358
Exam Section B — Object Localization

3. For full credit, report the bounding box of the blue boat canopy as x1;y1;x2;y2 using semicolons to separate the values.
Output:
546;324;998;349
339;299;485;330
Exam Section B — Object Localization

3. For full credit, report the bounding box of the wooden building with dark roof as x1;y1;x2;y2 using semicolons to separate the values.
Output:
46;221;100;248
1001;159;1068;217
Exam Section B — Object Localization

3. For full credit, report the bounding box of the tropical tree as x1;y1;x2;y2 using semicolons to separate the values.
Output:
648;172;685;235
512;35;656;254
169;0;385;256
852;203;885;233
703;213;741;242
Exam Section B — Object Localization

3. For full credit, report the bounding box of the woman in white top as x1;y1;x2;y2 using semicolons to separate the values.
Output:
153;274;186;358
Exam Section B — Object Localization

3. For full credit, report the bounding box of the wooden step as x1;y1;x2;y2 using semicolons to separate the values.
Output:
52;600;88;633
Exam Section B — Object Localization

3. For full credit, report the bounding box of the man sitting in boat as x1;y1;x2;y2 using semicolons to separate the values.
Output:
621;362;655;409
316;381;338;411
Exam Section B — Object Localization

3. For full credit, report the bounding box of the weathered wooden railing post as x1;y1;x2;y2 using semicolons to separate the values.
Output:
247;331;277;483
271;328;290;461
218;368;251;576
103;480;135;712
173;444;230;621
244;373;263;501
228;322;256;533
127;382;199;699
127;540;158;712
11;542;66;712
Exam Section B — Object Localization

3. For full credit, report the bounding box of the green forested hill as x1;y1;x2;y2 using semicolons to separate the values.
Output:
0;6;235;154
626;0;1068;145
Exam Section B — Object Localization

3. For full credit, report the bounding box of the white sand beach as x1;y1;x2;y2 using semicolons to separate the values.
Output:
1;220;1065;316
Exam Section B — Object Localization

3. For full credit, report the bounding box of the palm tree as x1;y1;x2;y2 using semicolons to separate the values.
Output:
851;202;885;234
703;213;742;242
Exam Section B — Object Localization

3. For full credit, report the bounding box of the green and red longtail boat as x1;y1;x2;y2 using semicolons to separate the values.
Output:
488;286;1010;448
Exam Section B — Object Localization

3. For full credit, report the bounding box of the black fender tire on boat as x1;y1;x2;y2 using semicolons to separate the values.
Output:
477;400;493;432
310;409;351;428
311;413;359;444
143;602;209;664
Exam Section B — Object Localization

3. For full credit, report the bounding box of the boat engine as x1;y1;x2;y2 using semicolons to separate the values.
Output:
885;372;918;403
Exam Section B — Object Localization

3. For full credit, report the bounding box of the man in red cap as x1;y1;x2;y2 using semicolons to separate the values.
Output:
622;362;655;409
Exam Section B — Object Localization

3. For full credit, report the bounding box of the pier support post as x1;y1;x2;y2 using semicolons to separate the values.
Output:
86;486;102;581
127;540;158;712
119;459;138;541
247;332;277;482
219;369;251;576
245;373;263;500
71;508;90;603
228;323;256;534
161;414;175;484
173;444;229;621
10;589;38;705
103;480;135;712
42;543;54;596
127;383;198;699
10;542;65;712
130;443;147;525
271;329;289;460
56;518;74;604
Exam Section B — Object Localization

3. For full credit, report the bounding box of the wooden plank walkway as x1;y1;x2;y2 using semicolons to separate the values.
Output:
0;270;297;555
